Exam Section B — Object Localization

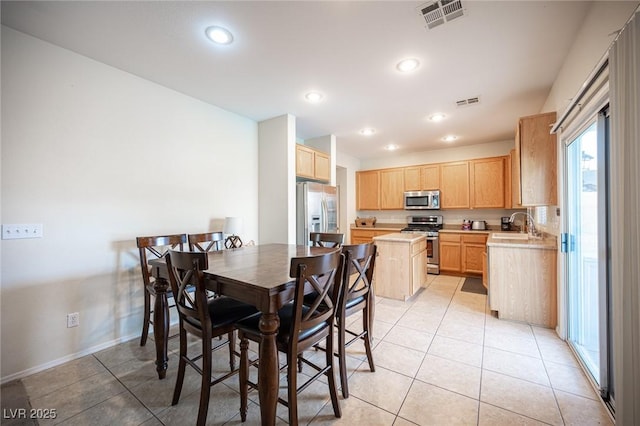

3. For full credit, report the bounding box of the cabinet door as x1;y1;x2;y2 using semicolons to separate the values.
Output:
482;251;488;289
518;112;557;206
511;148;522;207
314;151;330;182
440;161;470;209
462;243;485;274
404;167;421;191
504;154;513;209
470;157;505;208
356;171;380;210
421;164;440;190
350;229;376;244
440;242;461;273
412;252;427;295
380;169;404;210
296;145;315;179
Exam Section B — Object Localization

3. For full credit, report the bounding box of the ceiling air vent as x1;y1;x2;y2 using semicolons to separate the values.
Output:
418;0;464;30
456;96;480;107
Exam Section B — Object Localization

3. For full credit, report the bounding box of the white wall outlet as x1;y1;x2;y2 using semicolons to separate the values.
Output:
1;224;43;240
67;312;79;328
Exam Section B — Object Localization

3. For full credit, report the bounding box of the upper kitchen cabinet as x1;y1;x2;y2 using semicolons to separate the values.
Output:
514;112;558;206
356;170;380;210
470;157;505;208
296;144;330;182
440;161;470;208
404;165;440;191
380;168;404;209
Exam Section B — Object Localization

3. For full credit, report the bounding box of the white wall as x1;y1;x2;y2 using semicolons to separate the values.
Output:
0;27;259;381
335;150;361;243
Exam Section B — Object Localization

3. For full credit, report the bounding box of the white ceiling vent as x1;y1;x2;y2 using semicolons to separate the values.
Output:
456;96;480;107
418;0;464;29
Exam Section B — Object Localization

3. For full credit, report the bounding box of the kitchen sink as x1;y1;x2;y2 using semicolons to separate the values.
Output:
491;232;529;240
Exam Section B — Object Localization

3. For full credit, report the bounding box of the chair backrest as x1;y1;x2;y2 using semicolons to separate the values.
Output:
338;243;377;312
136;234;187;286
309;232;344;248
166;250;211;335
188;231;224;252
288;250;345;349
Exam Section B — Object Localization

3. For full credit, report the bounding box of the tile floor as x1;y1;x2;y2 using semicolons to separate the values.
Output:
1;275;613;425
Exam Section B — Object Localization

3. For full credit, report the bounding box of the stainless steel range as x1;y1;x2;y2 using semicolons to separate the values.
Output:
401;215;443;274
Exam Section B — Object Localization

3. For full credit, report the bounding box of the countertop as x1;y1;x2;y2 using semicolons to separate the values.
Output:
351;223;404;231
486;232;558;250
372;232;426;243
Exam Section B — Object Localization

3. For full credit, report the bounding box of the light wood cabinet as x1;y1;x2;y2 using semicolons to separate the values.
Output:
373;235;427;301
350;228;395;244
421;164;440;190
404;167;421;191
515;112;558;206
440;232;487;275
380;169;405;210
440;162;470;209
295;144;330;182
482;251;488;289
356;170;380;210
510;148;521;208
489;243;557;327
470;157;505;208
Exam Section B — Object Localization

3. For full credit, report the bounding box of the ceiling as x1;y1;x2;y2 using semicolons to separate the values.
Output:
1;1;593;159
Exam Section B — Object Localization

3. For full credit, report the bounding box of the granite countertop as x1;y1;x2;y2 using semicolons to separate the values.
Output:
486;232;558;250
372;232;426;243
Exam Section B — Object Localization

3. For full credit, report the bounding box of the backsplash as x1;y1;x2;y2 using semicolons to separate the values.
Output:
356;208;526;230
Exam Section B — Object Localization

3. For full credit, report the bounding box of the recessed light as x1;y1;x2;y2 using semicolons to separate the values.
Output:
384;144;399;151
396;58;420;73
360;128;376;136
205;26;234;45
442;135;458;142
428;113;447;122
304;91;324;103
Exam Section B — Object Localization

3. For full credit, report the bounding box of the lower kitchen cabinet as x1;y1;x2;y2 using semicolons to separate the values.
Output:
439;233;462;273
439;232;488;275
372;233;427;301
350;228;395;244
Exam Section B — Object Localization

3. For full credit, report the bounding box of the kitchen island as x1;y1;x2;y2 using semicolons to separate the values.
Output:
372;232;427;301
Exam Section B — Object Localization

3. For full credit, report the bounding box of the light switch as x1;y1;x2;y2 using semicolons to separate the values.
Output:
2;224;43;240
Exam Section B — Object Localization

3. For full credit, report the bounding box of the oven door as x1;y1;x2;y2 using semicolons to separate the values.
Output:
426;236;440;274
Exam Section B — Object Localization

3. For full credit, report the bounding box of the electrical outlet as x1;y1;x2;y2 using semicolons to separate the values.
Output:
2;224;43;240
67;312;79;328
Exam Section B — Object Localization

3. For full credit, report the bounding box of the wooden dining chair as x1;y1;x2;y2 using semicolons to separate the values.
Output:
166;250;258;426
188;231;225;252
136;233;187;347
237;250;345;425
335;242;377;398
310;232;344;248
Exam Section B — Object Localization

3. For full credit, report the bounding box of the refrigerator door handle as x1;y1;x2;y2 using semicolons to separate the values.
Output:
321;198;327;232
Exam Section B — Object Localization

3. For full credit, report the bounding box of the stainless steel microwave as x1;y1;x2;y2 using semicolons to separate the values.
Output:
404;190;441;210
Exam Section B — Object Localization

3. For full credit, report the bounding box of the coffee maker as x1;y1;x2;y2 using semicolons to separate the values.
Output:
501;216;511;231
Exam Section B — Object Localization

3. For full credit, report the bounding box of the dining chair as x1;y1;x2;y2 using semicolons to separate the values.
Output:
237;250;345;425
188;231;225;252
166;250;258;426
136;233;187;347
309;232;344;248
335;242;377;398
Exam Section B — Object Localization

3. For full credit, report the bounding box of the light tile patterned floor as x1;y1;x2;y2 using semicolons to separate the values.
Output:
1;275;613;425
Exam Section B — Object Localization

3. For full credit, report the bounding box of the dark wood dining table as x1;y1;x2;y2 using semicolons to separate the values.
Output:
147;243;335;426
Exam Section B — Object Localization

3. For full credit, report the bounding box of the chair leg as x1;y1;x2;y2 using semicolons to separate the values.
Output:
325;330;342;418
297;354;303;373
171;328;188;405
239;334;249;423
140;290;151;346
228;331;236;371
337;318;349;398
362;306;375;372
287;352;299;426
196;336;212;426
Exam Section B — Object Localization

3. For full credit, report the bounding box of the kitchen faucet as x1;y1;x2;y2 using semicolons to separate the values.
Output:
509;212;538;236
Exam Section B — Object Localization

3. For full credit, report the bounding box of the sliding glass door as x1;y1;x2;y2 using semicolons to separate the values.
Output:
564;108;611;399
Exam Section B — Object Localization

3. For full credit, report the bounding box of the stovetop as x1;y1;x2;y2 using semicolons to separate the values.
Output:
401;215;443;236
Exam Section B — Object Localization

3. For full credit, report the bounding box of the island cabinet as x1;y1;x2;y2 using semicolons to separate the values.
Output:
440;161;470;208
372;233;427;301
296;144;330;182
514;112;558;206
488;235;558;328
439;232;488;275
356;170;380;210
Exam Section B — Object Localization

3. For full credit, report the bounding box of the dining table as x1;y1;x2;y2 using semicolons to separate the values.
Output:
147;243;336;426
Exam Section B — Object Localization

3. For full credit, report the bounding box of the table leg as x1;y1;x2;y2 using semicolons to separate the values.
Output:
151;277;170;379
258;312;280;426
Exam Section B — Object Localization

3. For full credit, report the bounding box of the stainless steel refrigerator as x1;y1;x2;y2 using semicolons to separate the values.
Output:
296;182;340;246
